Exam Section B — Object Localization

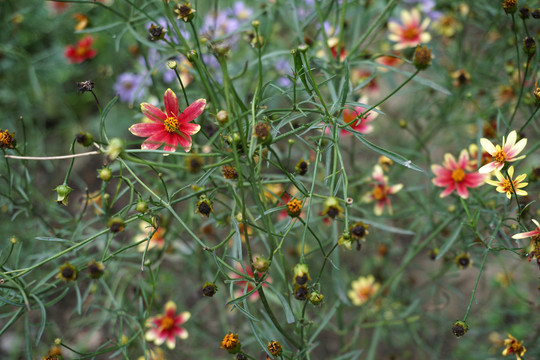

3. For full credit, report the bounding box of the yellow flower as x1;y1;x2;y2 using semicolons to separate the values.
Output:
348;275;380;306
485;166;528;199
267;341;282;356
502;334;526;359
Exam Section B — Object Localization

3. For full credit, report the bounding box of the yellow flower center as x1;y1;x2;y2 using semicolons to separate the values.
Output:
164;116;179;133
493;147;506;163
501;179;515;194
160;316;174;331
451;168;465;182
359;286;373;299
373;186;386;200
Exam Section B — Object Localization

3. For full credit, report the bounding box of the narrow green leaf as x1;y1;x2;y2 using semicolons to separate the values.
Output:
265;283;295;324
436;222;464;260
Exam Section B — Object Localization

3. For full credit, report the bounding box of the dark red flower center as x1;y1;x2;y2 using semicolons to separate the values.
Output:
160;316;174;331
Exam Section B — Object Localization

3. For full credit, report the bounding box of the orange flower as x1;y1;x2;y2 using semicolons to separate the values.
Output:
348;275;380;306
64;35;97;64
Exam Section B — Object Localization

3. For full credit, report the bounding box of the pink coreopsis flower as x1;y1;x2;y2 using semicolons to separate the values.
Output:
341;97;377;135
431;150;487;199
363;165;403;215
230;263;271;301
478;130;527;174
129;89;205;152
387;9;431;50
145;301;190;349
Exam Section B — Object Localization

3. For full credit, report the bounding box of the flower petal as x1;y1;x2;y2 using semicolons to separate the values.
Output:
129;123;164;137
512;230;540;239
180;122;201;136
440;183;455;197
456;182;469;199
141;132;167;150
164;89;179;117
141;103;167;123
478;161;501;174
178;98;207;123
506;138;527;158
503;130;517;149
480;138;496;155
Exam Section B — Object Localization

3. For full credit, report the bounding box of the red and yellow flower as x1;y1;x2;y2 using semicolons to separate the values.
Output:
341;96;377;135
363;165;403;215
145;301;190;349
64;35;97;64
501;334;526;360
130;89;205;153
431;149;487;199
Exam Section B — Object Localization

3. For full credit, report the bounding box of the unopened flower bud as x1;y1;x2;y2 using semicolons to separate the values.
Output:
167;60;177;70
251;20;260;28
216;110;229;126
87;259;105;279
252;256;270;273
10;236;17;244
136;200;148;213
186;49;198;62
54;184;72;206
105;138;124;162
98;167;112;181
399;119;407;128
298;44;309;53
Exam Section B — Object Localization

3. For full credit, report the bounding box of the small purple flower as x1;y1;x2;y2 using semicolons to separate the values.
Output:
230;1;253;20
404;0;443;20
274;58;293;87
113;72;148;103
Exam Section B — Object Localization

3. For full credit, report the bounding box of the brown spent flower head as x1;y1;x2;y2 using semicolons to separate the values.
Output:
196;195;213;217
236;354;248;360
202;282;218;297
75;132;94;147
519;6;531;19
221;332;241;354
523;36;536;56
452;320;469;338
57;262;78;282
108;217;125;233
185;154;204;173
413;45;432;70
450;69;471;87
533;8;540;18
0;129;16;149
48;345;62;356
454;252;473;269
295;158;309;176
294;284;309;300
293;263;311;285
87;259;105;279
267;341;282;357
174;3;195;22
148;24;166;41
502;0;517;15
321;196;344;219
350;221;369;241
286;198;302;218
43;356;58;360
254;122;271;143
76;80;94;94
222;165;238;180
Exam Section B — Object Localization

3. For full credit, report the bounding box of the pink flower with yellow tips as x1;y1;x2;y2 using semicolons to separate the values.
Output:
478;130;527;173
129;89;206;152
387;9;431;50
341;97;377;135
145;301;190;349
363;165;403;216
431;149;488;199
